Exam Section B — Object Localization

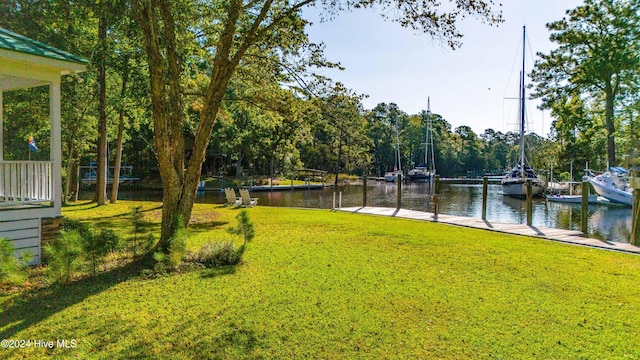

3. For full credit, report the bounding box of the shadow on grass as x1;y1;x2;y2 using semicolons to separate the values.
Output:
62;202;100;212
0;257;150;340
200;265;236;279
188;220;229;232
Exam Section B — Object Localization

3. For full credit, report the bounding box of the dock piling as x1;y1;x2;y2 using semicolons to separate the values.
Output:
396;174;402;210
362;175;367;207
433;175;440;221
632;189;640;245
581;181;589;235
526;180;532;226
482;176;488;220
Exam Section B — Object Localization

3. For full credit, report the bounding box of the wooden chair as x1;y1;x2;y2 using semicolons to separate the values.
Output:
239;188;258;207
225;188;241;207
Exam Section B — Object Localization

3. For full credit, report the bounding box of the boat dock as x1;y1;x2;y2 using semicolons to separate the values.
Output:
336;206;640;255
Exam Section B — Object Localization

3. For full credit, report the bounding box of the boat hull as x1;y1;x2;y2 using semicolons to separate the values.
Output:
587;177;632;206
546;194;598;204
384;172;401;182
501;179;544;198
408;174;432;182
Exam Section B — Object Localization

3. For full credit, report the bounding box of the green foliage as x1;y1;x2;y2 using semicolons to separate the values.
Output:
227;210;255;246
0;237;32;286
84;229;118;276
531;0;640;166
62;218;91;239
44;230;85;283
168;230;187;271
152;252;167;274
189;242;241;268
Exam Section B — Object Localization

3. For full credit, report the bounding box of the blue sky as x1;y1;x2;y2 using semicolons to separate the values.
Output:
303;0;583;136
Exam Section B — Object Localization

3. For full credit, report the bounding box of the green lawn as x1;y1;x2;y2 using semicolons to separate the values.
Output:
2;201;640;359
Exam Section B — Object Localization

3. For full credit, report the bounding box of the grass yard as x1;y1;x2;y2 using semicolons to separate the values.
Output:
1;201;640;359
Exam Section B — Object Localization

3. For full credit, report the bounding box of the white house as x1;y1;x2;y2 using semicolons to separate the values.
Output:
0;28;87;264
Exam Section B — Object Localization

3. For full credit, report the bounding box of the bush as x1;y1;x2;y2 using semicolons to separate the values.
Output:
0;237;32;286
189;242;241;268
228;210;255;246
167;217;188;270
44;230;84;283
84;229;118;276
61;218;91;239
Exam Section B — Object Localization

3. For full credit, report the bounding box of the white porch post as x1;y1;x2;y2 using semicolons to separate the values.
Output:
0;91;3;161
50;80;62;214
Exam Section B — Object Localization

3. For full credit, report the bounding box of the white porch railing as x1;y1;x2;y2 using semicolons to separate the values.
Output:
0;161;52;205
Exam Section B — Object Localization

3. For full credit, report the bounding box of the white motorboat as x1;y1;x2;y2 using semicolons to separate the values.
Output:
501;26;545;198
586;167;632;206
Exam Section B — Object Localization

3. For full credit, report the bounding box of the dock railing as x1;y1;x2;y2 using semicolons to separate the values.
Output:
0;161;52;206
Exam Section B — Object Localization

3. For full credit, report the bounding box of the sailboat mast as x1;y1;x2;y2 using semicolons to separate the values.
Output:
425;97;430;169
395;117;401;173
519;25;526;178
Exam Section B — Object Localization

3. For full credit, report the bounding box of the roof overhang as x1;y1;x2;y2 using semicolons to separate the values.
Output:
0;48;86;91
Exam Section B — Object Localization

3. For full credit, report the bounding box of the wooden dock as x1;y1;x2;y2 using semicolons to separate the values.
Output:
336;206;640;255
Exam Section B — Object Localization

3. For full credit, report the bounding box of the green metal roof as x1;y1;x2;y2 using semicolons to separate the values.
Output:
0;27;88;65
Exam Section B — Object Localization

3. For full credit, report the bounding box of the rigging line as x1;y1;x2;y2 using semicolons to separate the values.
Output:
503;34;523;101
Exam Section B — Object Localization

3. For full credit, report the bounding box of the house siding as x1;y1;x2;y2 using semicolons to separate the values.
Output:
0;218;40;264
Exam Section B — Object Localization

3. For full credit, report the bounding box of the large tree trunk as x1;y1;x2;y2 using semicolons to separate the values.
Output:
96;8;108;205
132;0;274;249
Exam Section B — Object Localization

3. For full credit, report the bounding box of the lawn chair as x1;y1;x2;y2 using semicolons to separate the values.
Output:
239;188;258;207
225;188;241;207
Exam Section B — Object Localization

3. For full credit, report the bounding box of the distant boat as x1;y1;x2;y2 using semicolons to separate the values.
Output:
409;97;436;182
385;112;403;182
81;162;139;185
546;194;598;204
585;167;632;206
501;26;545;198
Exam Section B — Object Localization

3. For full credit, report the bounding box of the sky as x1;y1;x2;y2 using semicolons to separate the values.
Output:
303;0;584;136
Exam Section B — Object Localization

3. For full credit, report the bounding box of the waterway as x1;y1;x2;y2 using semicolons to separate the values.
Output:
91;182;633;243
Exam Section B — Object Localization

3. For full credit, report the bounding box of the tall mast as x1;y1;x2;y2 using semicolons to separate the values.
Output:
520;25;526;178
425;97;430;168
395;116;401;173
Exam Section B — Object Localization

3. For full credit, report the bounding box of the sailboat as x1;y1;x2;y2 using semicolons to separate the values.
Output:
502;26;545;198
408;97;436;182
384;115;403;182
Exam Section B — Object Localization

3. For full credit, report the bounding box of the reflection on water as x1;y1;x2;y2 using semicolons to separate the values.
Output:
84;182;633;243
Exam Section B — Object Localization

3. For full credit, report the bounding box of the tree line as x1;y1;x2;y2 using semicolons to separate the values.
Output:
1;0;638;250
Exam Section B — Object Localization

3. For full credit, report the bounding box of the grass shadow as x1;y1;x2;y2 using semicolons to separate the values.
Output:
61;203;100;212
200;265;237;279
188;221;229;232
0;257;150;340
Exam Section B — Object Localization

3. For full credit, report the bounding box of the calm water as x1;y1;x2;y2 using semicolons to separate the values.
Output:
92;182;633;243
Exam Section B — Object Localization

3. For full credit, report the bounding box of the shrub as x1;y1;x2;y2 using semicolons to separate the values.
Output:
84;229;117;276
61;218;91;239
228;210;255;246
189;242;240;268
0;237;32;286
167;216;188;270
44;230;84;283
152;252;168;274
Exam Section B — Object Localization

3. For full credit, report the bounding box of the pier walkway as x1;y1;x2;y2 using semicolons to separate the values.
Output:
337;206;640;255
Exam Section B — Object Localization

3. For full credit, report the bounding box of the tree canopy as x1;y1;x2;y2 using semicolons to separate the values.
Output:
530;0;640;166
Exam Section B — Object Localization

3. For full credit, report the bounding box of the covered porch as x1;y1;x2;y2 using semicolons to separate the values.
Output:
0;28;86;262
